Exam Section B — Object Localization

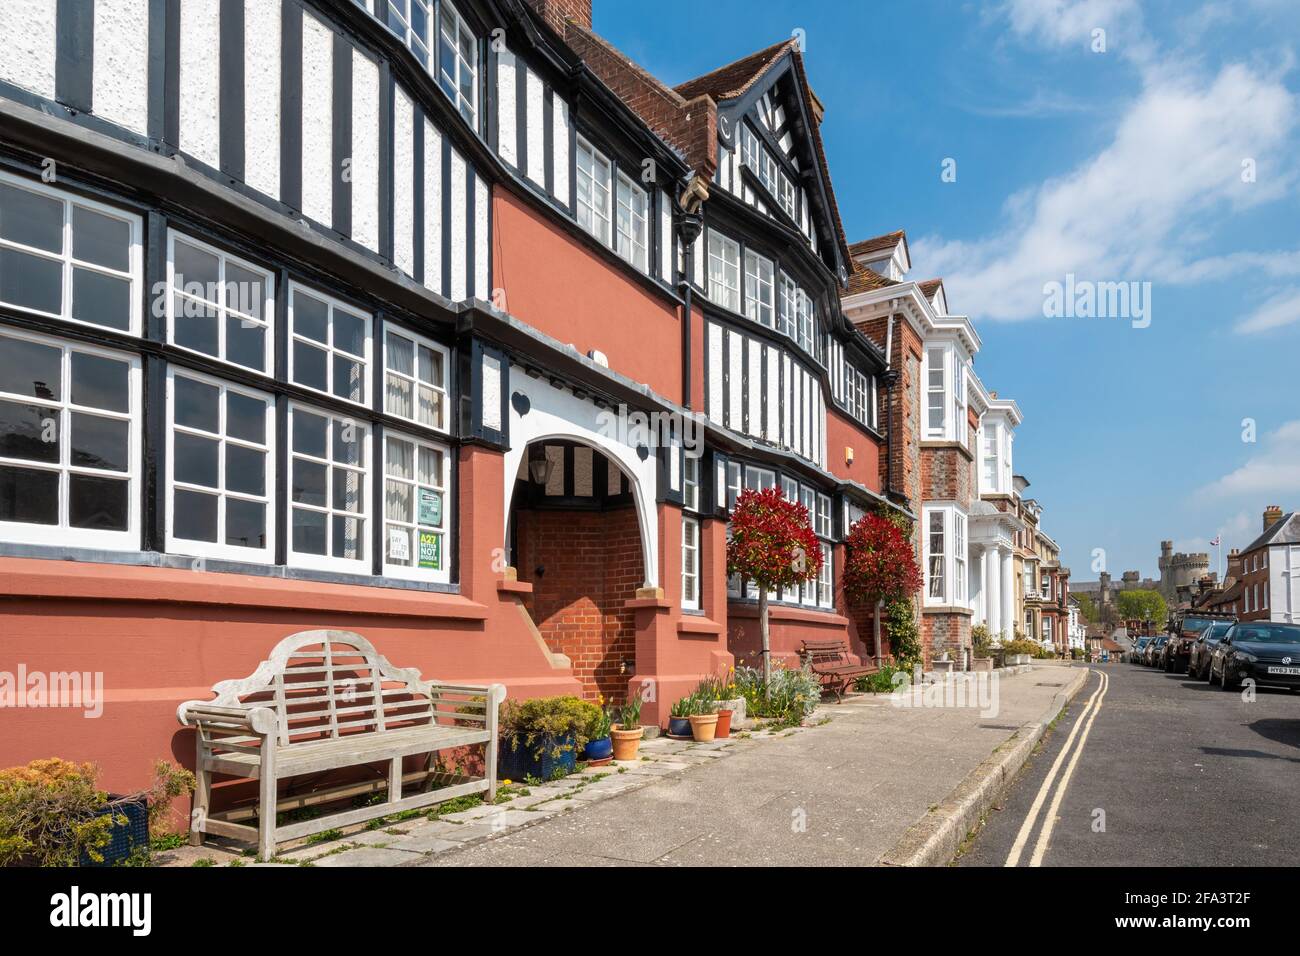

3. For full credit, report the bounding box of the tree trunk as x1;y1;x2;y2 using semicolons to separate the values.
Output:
760;588;771;700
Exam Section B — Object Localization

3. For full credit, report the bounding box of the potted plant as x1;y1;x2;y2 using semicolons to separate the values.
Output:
971;624;995;673
686;693;719;742
697;674;744;738
498;696;598;781
667;695;694;739
583;700;613;766
610;696;645;761
932;648;955;674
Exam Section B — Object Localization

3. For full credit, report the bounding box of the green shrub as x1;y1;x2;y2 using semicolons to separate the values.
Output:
971;624;995;657
499;696;602;761
854;663;905;694
733;664;820;728
0;759;120;867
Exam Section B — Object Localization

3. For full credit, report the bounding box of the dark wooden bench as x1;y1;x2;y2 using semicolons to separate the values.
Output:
800;639;878;702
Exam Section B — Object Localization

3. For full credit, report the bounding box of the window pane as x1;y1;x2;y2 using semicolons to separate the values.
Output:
70;413;128;472
225;315;266;372
387;437;414;479
332;515;363;559
225;498;266;549
0;247;63;314
386;373;413;419
334;310;367;356
418;386;441;428
225;445;266;496
292;459;327;507
174;433;219;488
226;391;266;445
418;345;442;386
293;340;328;391
293;410;328;458
293;293;329;342
0;400;59;463
292;507;327;554
386;524;413;566
386;478;412;522
0;464;58;524
331;420;365;465
173;240;220;298
174;376;219;432
332;355;365;403
0;337;61;401
68;474;128;531
72;207;130;272
0;183;63;253
174;294;219;357
332;467;363;512
70;352;129;413
387;333;414;375
223;262;264;320
418;445;441;485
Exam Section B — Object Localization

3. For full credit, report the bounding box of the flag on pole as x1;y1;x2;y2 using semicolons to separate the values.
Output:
1210;535;1220;546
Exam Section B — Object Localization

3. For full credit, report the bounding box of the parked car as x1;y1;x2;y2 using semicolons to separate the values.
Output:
1131;636;1151;664
1210;622;1300;691
1188;621;1233;680
1165;612;1236;674
1144;634;1169;666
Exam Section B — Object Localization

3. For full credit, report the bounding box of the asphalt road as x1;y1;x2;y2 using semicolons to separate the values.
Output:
958;660;1300;866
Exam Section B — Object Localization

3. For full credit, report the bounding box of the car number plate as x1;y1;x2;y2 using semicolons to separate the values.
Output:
1266;666;1300;675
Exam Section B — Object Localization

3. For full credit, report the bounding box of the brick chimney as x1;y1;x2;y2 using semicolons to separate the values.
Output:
1227;548;1243;578
1264;505;1283;531
524;0;592;34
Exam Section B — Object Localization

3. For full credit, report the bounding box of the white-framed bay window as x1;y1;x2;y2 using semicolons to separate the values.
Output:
288;403;369;572
383;326;448;433
744;249;774;327
288;284;371;407
681;516;700;610
0;172;142;335
166;368;275;562
0;327;140;548
924;505;969;607
576;137;612;245
168;232;274;375
437;0;478;126
924;346;947;439
707;230;740;312
615;171;648;272
383;431;450;583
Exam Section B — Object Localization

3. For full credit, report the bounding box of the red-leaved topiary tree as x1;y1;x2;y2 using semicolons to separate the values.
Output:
842;513;923;665
726;487;822;695
842;513;923;606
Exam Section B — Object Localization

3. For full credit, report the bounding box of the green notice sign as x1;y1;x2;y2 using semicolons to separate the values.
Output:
418;531;441;570
418;488;442;527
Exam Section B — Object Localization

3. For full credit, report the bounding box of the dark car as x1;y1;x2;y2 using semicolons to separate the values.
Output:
1165;613;1236;674
1188;621;1233;680
1131;636;1151;664
1144;634;1169;666
1210;622;1300;691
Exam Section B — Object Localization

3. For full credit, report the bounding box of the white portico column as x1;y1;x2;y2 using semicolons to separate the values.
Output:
1001;548;1016;642
986;545;1002;637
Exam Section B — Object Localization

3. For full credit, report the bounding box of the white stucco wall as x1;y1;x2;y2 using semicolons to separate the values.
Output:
525;67;544;187
496;48;517;168
350;48;380;252
93;0;149;135
243;0;281;199
551;94;570;205
392;87;415;277
178;0;221;169
422;117;443;296
300;12;333;226
448;149;467;301
0;0;56;101
474;175;490;300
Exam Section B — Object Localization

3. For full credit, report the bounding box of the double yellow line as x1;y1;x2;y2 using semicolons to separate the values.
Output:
1005;668;1109;867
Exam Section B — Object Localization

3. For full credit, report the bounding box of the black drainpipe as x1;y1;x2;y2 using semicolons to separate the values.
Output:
675;209;704;409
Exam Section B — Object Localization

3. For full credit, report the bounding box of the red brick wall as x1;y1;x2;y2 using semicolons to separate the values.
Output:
514;506;644;701
523;0;592;32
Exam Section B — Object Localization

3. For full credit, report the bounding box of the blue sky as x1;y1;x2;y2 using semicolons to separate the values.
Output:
595;0;1300;582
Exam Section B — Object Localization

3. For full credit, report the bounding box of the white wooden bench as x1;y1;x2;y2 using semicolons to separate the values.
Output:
177;629;504;859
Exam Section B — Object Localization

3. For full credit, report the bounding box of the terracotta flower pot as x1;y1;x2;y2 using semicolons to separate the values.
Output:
687;713;719;742
610;724;644;761
713;708;733;738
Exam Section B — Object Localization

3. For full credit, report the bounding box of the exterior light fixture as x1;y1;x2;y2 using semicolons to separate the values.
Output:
528;444;554;485
845;446;855;466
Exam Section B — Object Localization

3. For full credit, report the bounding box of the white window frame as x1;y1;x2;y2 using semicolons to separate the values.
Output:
287;283;372;409
576;136;612;246
924;505;967;607
926;508;946;603
682;515;700;611
0;327;140;549
0;171;143;336
683;453;700;512
743;249;774;327
167;231;275;375
953;511;968;605
165;366;276;563
286;402;371;573
382;429;451;583
382;326;449;434
817;541;833;608
707;230;741;312
924;346;948;440
385;0;435;69
614;171;648;272
437;0;478;126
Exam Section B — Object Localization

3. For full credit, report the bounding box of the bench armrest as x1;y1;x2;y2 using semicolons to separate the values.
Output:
177;701;278;737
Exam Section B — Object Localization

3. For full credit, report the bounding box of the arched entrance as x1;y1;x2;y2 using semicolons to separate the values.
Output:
507;438;647;701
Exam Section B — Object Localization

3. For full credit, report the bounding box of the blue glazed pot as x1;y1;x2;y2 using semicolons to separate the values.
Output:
667;716;692;738
584;736;613;762
498;732;577;781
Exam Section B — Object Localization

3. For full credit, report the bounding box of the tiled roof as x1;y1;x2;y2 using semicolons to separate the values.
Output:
673;39;796;102
1242;512;1300;552
918;278;944;298
844;265;898;295
848;231;906;259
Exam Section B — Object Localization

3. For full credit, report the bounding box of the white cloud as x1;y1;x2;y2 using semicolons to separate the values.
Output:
1237;287;1300;333
913;15;1297;322
1200;421;1300;499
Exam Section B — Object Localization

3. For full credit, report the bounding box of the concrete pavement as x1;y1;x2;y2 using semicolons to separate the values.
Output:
422;661;1085;867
